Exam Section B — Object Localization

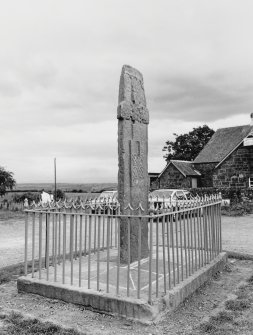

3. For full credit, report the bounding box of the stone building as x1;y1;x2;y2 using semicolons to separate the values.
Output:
152;160;201;189
194;120;253;188
153;115;253;189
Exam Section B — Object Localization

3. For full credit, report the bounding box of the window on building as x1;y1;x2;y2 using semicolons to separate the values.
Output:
249;178;253;188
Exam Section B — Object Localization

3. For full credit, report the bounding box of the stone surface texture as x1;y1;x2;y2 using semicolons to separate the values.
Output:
117;65;149;263
194;144;253;188
158;164;192;189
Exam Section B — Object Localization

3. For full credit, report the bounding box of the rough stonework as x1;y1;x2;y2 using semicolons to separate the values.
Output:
159;164;192;189
117;65;149;263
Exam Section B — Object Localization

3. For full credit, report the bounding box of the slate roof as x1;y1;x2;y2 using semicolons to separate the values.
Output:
159;160;201;178
194;125;253;164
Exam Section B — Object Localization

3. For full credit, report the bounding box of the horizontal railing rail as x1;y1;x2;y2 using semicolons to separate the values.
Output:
23;194;222;304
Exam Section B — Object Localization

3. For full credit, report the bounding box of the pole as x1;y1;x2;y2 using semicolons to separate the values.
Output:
54;158;57;202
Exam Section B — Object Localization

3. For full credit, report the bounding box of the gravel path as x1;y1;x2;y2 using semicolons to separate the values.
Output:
222;214;253;255
0;216;26;268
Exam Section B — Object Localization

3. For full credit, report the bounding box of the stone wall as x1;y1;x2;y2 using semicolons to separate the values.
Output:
194;145;253;188
193;162;216;187
159;164;192;189
213;145;253;188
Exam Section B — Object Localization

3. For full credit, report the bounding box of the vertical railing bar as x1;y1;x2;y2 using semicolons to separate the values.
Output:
75;213;78;259
166;215;171;290
102;212;105;250
148;218;153;304
196;206;201;269
127;216;130;297
206;204;210;263
208;204;212;261
183;206;188;278
58;213;61;263
24;211;28;276
32;212;35;277
88;213;92;289
203;206;208;265
210;203;214;259
213;203;216;256
162;215;166;294
216;203;220;253
170;217;175;287
79;215;83;287
179;211;183;282
200;207;204;267
69;209;72;257
97;212;101;291
216;203;219;255
212;202;215;258
156;216;159;297
214;203;218;256
70;214;74;285
52;212;55;262
137;216;141;299
84;213;87;255
193;207;197;271
62;214;66;284
110;209;113;248
106;212;110;294
94;212;97;254
218;203;222;252
115;210;117;248
212;204;216;258
187;209;191;276
175;212;180;284
190;206;194;274
46;213;50;281
54;213;58;282
39;213;42;279
116;215;120;295
207;204;211;261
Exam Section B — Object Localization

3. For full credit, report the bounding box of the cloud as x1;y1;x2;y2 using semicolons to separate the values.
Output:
149;73;253;122
1;0;253;182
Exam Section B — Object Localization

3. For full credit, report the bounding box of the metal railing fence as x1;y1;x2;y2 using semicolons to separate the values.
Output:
23;194;222;304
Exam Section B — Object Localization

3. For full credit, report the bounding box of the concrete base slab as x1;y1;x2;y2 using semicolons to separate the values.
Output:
162;252;227;310
17;252;227;323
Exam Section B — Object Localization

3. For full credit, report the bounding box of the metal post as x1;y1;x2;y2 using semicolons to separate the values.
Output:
32;212;35;277
39;213;42;279
148;218;153;304
24;211;28;276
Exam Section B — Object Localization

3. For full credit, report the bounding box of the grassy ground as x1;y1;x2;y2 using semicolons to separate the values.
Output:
0;311;84;335
0;259;252;334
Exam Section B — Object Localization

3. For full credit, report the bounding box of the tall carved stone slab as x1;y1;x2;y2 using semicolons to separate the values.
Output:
117;65;149;263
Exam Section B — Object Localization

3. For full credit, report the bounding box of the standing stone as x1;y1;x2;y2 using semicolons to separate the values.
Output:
117;65;149;263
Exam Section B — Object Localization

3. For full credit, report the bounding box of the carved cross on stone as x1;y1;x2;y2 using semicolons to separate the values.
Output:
117;65;149;263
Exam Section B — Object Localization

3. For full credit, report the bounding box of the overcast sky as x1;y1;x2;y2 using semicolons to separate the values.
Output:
1;0;253;184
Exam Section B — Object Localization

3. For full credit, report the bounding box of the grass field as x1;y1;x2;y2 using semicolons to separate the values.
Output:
12;182;117;193
1;182;117;205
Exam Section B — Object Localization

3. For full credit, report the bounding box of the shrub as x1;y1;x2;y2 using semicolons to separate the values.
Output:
56;189;65;201
12;192;40;204
189;186;253;202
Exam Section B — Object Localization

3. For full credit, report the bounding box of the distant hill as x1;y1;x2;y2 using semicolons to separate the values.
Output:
13;183;117;193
